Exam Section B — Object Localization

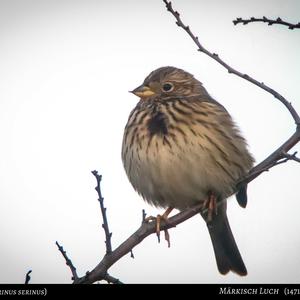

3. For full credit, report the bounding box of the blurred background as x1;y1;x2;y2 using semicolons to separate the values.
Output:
0;0;300;283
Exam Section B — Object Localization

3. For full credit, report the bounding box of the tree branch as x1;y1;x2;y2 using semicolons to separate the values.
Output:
91;170;113;255
282;151;300;163
237;131;300;188
73;203;203;284
25;270;32;284
104;273;123;284
233;17;300;30
56;241;79;281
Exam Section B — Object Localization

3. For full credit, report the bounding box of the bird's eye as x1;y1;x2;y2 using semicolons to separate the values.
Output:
162;82;174;92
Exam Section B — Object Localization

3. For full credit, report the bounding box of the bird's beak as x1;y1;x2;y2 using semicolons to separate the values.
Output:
130;85;155;98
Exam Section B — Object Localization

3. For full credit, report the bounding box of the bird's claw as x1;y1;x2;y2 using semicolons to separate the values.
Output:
202;192;218;223
144;207;173;247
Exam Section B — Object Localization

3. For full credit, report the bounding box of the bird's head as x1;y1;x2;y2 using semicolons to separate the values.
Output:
130;66;208;100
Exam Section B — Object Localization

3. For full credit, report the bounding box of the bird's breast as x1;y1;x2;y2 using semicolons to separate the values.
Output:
122;100;253;210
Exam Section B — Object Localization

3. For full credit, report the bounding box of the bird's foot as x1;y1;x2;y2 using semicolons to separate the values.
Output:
202;192;218;223
144;207;173;247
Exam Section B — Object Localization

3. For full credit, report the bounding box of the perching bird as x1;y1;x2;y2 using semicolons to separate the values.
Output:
122;66;254;276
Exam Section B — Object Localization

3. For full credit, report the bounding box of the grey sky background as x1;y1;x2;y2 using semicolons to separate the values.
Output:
0;0;300;283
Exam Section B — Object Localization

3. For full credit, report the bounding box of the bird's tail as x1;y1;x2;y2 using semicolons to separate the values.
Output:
202;202;247;276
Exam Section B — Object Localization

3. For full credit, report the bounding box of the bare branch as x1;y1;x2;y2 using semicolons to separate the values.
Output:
104;273;123;284
233;17;300;30
162;1;300;126
245;151;300;180
56;241;78;281
282;151;300;163
25;270;32;284
142;209;147;223
91;170;112;254
237;129;300;189
73;203;203;284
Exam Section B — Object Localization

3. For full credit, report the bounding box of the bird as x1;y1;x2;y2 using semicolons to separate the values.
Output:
121;66;254;276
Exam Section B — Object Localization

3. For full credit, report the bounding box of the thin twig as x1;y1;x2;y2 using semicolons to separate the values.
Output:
91;170;112;255
25;270;32;284
233;17;300;30
56;241;79;281
142;209;147;223
104;273;123;284
244;151;300;179
237;130;300;189
282;151;300;163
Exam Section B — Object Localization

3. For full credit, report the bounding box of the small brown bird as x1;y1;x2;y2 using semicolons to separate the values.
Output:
122;66;254;276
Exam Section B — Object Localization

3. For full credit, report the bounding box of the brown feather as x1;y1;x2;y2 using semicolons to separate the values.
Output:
122;66;254;275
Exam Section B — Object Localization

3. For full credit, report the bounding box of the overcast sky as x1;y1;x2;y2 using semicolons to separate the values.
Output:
0;0;300;283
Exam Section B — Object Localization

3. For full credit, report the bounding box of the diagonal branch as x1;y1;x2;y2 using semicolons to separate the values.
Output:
237;130;300;187
233;17;300;30
56;241;79;281
92;170;112;254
